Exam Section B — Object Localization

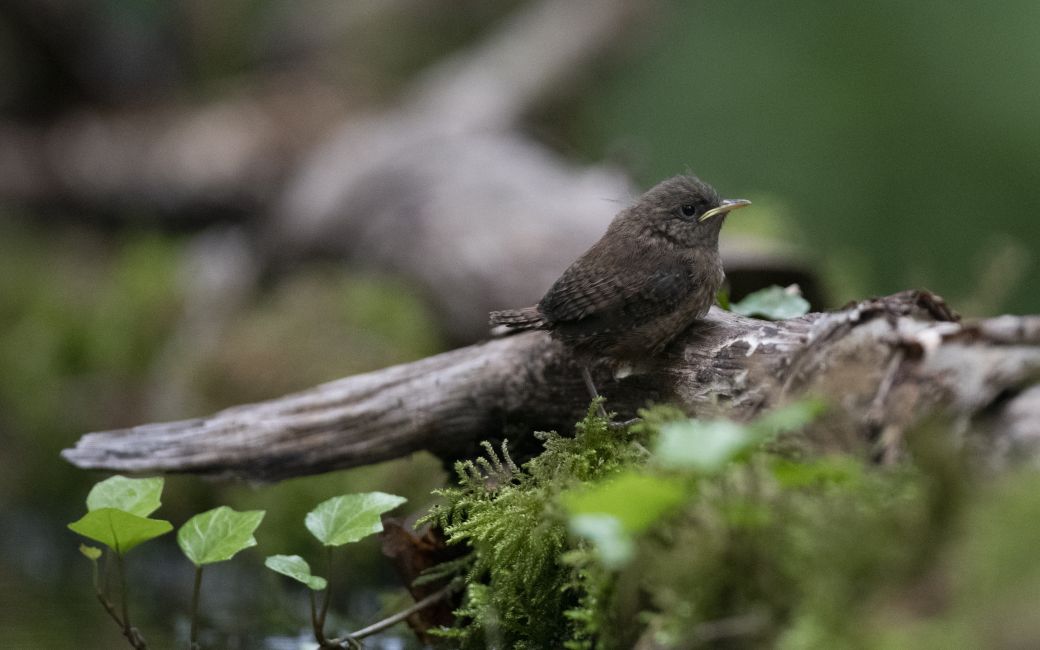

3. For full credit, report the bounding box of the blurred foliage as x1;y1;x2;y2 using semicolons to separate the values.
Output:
0;219;182;507
2;0;1039;646
729;285;811;320
0;215;447;647
200;268;443;410
571;0;1040;314
421;403;1040;649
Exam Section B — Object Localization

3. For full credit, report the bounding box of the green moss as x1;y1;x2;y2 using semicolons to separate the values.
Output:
420;402;1040;648
420;402;647;648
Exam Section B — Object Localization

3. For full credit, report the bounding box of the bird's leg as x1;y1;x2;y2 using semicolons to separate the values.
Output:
581;366;609;420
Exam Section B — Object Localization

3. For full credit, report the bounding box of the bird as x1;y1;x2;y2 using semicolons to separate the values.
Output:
489;174;750;416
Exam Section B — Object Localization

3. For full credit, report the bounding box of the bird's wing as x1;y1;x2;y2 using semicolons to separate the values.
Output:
539;254;696;331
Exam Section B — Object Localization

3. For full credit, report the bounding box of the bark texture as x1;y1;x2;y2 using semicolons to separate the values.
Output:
62;291;1040;480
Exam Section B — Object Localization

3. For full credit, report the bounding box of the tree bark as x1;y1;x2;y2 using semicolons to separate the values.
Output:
61;291;1040;480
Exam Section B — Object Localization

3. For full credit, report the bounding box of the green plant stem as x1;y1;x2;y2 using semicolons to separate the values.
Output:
90;557;141;646
319;546;333;630
113;552;148;649
116;552;132;634
91;556;100;592
310;589;328;646
95;591;124;628
102;549;112;595
189;565;203;650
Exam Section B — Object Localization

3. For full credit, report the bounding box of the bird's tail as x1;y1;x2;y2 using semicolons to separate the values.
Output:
489;306;547;331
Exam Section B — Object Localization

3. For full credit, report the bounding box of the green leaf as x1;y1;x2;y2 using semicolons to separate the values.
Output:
305;492;407;547
716;287;731;310
569;514;634;569
177;506;266;566
68;508;173;555
561;472;685;534
79;544;102;561
753;399;826;436
770;457;863;488
86;475;164;516
264;554;328;591
731;285;810;320
655;419;759;472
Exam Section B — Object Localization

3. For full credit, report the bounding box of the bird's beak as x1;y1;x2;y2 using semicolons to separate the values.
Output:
699;198;752;222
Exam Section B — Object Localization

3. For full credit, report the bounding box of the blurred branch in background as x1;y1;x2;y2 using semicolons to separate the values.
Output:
0;85;346;223
1;0;818;358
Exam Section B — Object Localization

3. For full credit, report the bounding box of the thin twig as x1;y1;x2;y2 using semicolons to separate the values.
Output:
867;348;905;426
330;580;460;645
95;591;124;628
581;367;609;419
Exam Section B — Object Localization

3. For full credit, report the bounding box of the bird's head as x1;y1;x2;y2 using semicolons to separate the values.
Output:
622;175;750;249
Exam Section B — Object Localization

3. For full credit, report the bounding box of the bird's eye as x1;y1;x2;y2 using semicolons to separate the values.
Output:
680;204;697;218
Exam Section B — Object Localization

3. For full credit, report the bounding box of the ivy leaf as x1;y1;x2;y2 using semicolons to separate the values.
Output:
716;288;731;310
561;472;685;534
264;554;328;591
753;399;826;437
68;508;172;555
86;475;164;517
731;285;810;320
177;506;266;567
655;419;760;472
305;492;407;547
563;473;685;569
569;514;633;570
79;544;102;561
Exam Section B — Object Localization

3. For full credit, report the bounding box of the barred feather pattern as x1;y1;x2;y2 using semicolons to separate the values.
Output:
489;306;547;331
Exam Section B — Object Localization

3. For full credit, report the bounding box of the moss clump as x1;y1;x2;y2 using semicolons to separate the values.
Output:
419;401;643;648
421;403;1040;649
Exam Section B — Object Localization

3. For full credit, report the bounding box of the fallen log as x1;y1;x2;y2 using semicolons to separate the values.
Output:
62;291;1040;480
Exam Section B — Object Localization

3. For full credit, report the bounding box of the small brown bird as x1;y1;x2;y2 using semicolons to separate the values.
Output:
489;174;749;411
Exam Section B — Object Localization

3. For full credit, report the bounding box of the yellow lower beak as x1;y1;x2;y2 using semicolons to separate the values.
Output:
699;198;752;222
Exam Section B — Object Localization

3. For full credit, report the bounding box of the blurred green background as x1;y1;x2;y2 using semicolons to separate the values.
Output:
571;1;1040;314
0;0;1037;647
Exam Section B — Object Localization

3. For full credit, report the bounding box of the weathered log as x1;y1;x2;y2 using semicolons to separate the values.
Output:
61;291;1040;480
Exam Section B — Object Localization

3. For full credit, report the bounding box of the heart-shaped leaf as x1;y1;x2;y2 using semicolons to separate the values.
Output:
305;492;407;547
79;544;102;561
264;554;327;591
655;419;760;472
753;399;826;436
730;285;810;320
86;476;164;517
68;508;172;555
178;506;266;566
561;472;685;534
569;514;633;570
